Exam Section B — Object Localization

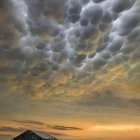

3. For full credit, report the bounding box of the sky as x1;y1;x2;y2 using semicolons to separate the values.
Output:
0;0;140;139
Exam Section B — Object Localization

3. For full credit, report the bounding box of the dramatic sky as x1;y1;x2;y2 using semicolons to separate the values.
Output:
0;0;140;140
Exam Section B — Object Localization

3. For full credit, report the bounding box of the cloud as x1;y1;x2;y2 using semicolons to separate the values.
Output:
49;132;68;136
0;1;140;140
0;134;12;137
0;0;140;125
0;0;140;108
0;134;12;140
0;126;25;132
12;120;45;126
78;91;129;107
48;125;82;131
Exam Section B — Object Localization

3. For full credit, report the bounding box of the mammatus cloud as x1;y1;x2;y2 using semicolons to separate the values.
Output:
0;6;140;140
0;0;140;106
48;125;82;130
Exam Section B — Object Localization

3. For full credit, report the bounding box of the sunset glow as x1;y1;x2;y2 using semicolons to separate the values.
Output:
0;0;140;140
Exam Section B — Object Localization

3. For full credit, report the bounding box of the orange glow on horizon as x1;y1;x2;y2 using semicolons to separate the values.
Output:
90;124;140;131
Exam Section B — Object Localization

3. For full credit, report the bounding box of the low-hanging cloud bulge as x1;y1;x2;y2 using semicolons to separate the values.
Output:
12;120;45;126
0;0;140;104
48;125;82;131
0;126;25;132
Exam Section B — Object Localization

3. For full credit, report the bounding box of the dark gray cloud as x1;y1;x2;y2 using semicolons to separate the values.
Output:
0;0;140;133
65;0;82;23
93;0;106;3
0;126;25;132
82;5;103;25
0;0;140;111
0;2;140;140
111;0;131;13
48;125;82;131
13;120;45;126
131;99;140;107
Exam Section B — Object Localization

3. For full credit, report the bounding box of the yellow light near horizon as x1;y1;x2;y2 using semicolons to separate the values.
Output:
90;124;140;131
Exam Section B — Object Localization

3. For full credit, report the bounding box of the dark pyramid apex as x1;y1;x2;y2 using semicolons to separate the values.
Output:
12;129;58;140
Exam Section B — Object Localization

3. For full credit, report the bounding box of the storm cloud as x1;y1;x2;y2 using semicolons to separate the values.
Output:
0;0;139;102
0;0;140;139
